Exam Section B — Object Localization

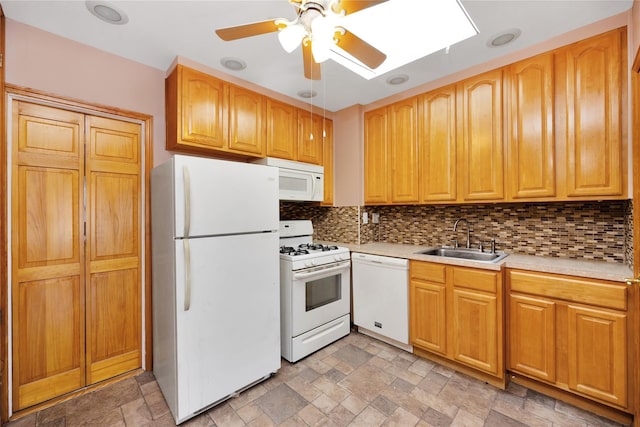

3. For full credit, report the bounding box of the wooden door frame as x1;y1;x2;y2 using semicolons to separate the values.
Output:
2;85;153;422
631;49;640;427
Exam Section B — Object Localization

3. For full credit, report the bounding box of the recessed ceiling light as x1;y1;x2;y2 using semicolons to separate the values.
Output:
487;29;522;48
297;90;317;99
220;57;247;71
85;1;128;25
386;74;409;85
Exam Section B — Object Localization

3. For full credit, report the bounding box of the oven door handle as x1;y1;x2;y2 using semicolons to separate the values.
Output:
292;262;350;281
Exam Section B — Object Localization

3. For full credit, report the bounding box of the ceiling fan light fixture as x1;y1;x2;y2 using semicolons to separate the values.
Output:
310;18;336;63
220;57;247;71
278;23;306;53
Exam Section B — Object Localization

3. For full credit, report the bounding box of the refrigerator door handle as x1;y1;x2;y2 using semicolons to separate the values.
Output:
183;238;191;311
182;164;192;311
183;164;191;238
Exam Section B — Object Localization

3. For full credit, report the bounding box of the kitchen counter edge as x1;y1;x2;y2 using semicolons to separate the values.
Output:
320;241;632;283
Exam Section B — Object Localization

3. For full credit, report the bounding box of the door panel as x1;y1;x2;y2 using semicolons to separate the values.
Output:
567;305;627;407
451;288;499;374
11;101;85;410
410;280;446;354
174;233;280;420
17;167;79;268
86;116;142;385
90;173;138;260
509;294;556;382
13;276;84;410
419;86;457;202
86;268;140;384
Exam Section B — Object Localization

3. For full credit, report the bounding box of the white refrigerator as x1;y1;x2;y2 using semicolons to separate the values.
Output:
151;155;280;424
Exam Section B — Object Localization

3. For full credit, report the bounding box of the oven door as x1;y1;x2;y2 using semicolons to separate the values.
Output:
290;260;351;336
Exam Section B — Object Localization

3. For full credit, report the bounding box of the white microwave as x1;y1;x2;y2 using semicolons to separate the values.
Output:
254;157;324;202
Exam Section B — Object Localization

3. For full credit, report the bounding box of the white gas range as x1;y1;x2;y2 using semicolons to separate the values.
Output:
279;220;351;362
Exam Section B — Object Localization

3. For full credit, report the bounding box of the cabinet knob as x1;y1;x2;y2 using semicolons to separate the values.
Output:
624;277;640;287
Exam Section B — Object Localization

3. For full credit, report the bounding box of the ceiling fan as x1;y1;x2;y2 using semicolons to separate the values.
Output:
215;0;388;80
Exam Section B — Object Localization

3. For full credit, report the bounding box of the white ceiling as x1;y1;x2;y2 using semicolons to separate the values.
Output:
1;0;633;112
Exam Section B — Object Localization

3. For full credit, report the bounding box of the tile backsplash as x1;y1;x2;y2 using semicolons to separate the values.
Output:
281;200;632;266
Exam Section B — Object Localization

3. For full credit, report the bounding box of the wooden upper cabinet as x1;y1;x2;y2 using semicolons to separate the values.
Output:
322;119;334;206
389;97;419;203
565;28;624;197
298;111;324;165
508;53;556;200
458;69;504;201
170;65;226;150
266;99;297;159
228;84;266;156
419;86;457;202
364;107;389;204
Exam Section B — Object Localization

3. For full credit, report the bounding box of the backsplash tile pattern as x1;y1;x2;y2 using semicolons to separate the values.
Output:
280;203;360;243
281;201;632;265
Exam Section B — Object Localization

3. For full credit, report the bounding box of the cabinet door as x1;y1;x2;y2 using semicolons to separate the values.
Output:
565;29;623;197
509;294;556;383
410;280;447;355
451;288;499;375
297;110;324;165
567;305;627;407
364;107;389;204
419;86;457;202
459;69;504;201
266;99;297;159
179;66;226;149
508;53;556;199
322;119;334;206
85;116;142;385
11;102;86;410
389;97;419;203
228;84;266;156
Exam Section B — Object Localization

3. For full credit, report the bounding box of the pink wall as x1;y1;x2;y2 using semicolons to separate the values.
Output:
333;105;364;206
5;19;169;165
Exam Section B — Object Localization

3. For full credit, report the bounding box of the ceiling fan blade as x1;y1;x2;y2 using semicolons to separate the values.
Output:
332;0;388;15
302;39;322;80
216;20;283;41
334;29;386;69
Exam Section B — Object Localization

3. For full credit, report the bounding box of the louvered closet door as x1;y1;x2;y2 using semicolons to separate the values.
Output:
11;101;86;410
11;101;142;411
85;116;141;384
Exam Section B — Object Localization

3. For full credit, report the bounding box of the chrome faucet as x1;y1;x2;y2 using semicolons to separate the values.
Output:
453;218;471;249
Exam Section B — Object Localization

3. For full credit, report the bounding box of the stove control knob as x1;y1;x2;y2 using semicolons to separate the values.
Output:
305;260;313;267
334;255;342;261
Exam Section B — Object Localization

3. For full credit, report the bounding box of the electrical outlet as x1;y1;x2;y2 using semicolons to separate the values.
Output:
362;212;369;224
372;213;380;223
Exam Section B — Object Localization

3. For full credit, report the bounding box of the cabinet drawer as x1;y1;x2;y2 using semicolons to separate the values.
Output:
410;261;445;283
507;270;626;310
452;267;498;293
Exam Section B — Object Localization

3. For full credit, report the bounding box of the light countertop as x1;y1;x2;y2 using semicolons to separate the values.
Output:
321;241;633;282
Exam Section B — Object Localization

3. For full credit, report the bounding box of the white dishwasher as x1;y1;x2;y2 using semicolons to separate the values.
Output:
351;252;412;351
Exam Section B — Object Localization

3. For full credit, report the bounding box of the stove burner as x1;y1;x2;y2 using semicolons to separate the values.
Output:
280;246;310;256
298;243;339;252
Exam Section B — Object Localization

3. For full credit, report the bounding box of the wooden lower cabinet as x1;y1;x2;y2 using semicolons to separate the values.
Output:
410;261;503;383
507;269;630;411
11;101;142;411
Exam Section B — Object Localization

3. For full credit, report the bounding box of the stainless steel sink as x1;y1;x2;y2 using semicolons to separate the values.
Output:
415;247;508;263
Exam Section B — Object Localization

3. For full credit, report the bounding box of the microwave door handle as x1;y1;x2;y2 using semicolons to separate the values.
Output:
310;173;316;197
292;262;349;280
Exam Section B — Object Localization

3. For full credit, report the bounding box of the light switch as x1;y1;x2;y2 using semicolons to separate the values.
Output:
362;212;369;224
372;213;380;224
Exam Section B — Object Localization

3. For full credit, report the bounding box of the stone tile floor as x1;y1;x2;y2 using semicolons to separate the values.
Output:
6;332;629;427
